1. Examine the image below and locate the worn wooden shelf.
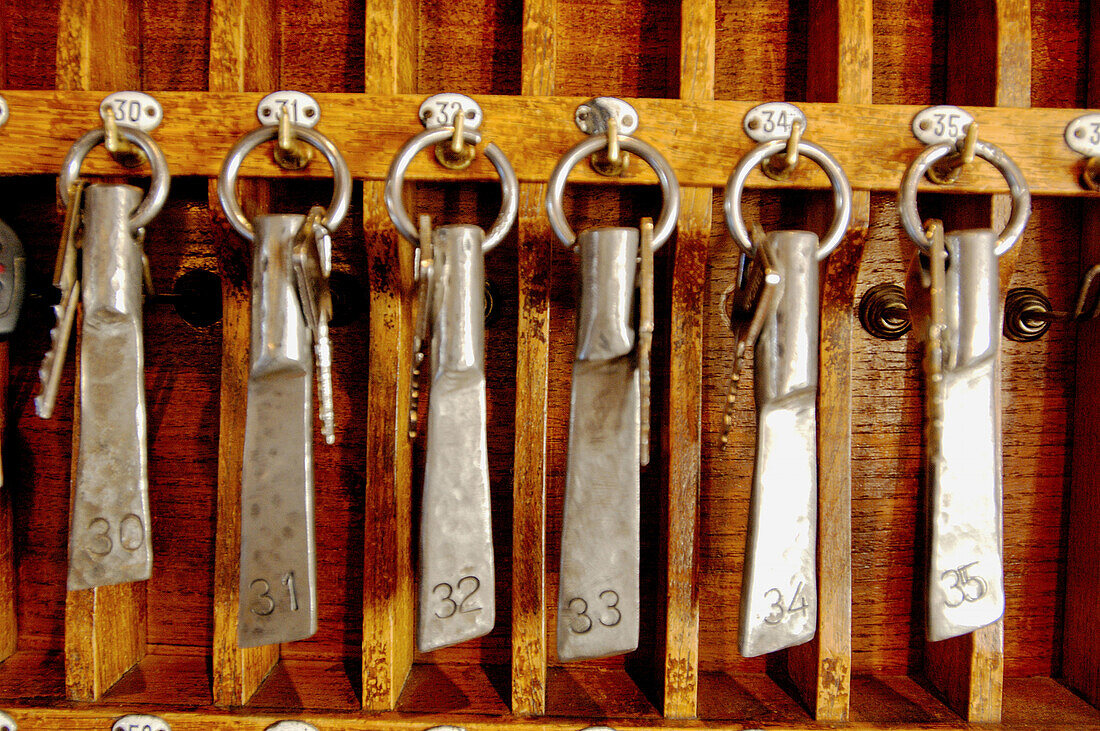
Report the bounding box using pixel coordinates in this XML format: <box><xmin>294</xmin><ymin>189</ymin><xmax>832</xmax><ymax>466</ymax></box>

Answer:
<box><xmin>0</xmin><ymin>91</ymin><xmax>1095</xmax><ymax>196</ymax></box>
<box><xmin>1</xmin><ymin>1</ymin><xmax>1099</xmax><ymax>730</ymax></box>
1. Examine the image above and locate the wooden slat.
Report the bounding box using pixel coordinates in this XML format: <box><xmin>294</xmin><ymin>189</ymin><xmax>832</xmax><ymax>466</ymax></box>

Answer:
<box><xmin>55</xmin><ymin>0</ymin><xmax>139</xmax><ymax>92</ymax></box>
<box><xmin>0</xmin><ymin>92</ymin><xmax>1092</xmax><ymax>195</ymax></box>
<box><xmin>662</xmin><ymin>0</ymin><xmax>713</xmax><ymax>721</ymax></box>
<box><xmin>784</xmin><ymin>0</ymin><xmax>870</xmax><ymax>721</ymax></box>
<box><xmin>208</xmin><ymin>0</ymin><xmax>280</xmax><ymax>707</ymax></box>
<box><xmin>57</xmin><ymin>0</ymin><xmax>146</xmax><ymax>702</ymax></box>
<box><xmin>1062</xmin><ymin>0</ymin><xmax>1100</xmax><ymax>709</ymax></box>
<box><xmin>923</xmin><ymin>0</ymin><xmax>1030</xmax><ymax>722</ymax></box>
<box><xmin>361</xmin><ymin>0</ymin><xmax>417</xmax><ymax>712</ymax></box>
<box><xmin>511</xmin><ymin>0</ymin><xmax>556</xmax><ymax>717</ymax></box>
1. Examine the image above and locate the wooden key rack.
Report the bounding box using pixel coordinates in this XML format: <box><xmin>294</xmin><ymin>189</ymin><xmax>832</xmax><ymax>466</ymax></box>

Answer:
<box><xmin>1</xmin><ymin>1</ymin><xmax>1100</xmax><ymax>729</ymax></box>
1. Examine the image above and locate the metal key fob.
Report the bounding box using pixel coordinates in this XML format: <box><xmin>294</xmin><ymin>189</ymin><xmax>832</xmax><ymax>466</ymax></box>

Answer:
<box><xmin>898</xmin><ymin>135</ymin><xmax>1030</xmax><ymax>641</ymax></box>
<box><xmin>36</xmin><ymin>125</ymin><xmax>170</xmax><ymax>591</ymax></box>
<box><xmin>67</xmin><ymin>184</ymin><xmax>153</xmax><ymax>590</ymax></box>
<box><xmin>724</xmin><ymin>132</ymin><xmax>852</xmax><ymax>657</ymax></box>
<box><xmin>217</xmin><ymin>117</ymin><xmax>353</xmax><ymax>647</ymax></box>
<box><xmin>544</xmin><ymin>103</ymin><xmax>679</xmax><ymax>662</ymax></box>
<box><xmin>238</xmin><ymin>214</ymin><xmax>318</xmax><ymax>647</ymax></box>
<box><xmin>557</xmin><ymin>226</ymin><xmax>642</xmax><ymax>662</ymax></box>
<box><xmin>417</xmin><ymin>224</ymin><xmax>495</xmax><ymax>651</ymax></box>
<box><xmin>384</xmin><ymin>96</ymin><xmax>518</xmax><ymax>652</ymax></box>
<box><xmin>738</xmin><ymin>230</ymin><xmax>818</xmax><ymax>657</ymax></box>
<box><xmin>910</xmin><ymin>225</ymin><xmax>1006</xmax><ymax>641</ymax></box>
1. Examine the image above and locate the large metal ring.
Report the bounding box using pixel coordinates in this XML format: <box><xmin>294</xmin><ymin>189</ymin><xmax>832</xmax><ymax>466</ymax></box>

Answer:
<box><xmin>217</xmin><ymin>125</ymin><xmax>352</xmax><ymax>242</ymax></box>
<box><xmin>384</xmin><ymin>127</ymin><xmax>518</xmax><ymax>252</ymax></box>
<box><xmin>724</xmin><ymin>139</ymin><xmax>852</xmax><ymax>261</ymax></box>
<box><xmin>898</xmin><ymin>140</ymin><xmax>1030</xmax><ymax>257</ymax></box>
<box><xmin>58</xmin><ymin>127</ymin><xmax>170</xmax><ymax>231</ymax></box>
<box><xmin>546</xmin><ymin>134</ymin><xmax>680</xmax><ymax>250</ymax></box>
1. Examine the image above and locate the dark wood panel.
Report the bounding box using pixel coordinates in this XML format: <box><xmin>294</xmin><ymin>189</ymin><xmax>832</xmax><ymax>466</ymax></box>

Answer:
<box><xmin>141</xmin><ymin>0</ymin><xmax>210</xmax><ymax>90</ymax></box>
<box><xmin>554</xmin><ymin>0</ymin><xmax>679</xmax><ymax>99</ymax></box>
<box><xmin>872</xmin><ymin>0</ymin><xmax>946</xmax><ymax>105</ymax></box>
<box><xmin>280</xmin><ymin>0</ymin><xmax>366</xmax><ymax>93</ymax></box>
<box><xmin>418</xmin><ymin>0</ymin><xmax>521</xmax><ymax>95</ymax></box>
<box><xmin>715</xmin><ymin>0</ymin><xmax>806</xmax><ymax>101</ymax></box>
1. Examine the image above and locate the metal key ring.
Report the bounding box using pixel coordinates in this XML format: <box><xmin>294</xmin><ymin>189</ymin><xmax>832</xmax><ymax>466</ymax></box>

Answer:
<box><xmin>385</xmin><ymin>127</ymin><xmax>518</xmax><ymax>252</ymax></box>
<box><xmin>546</xmin><ymin>134</ymin><xmax>680</xmax><ymax>250</ymax></box>
<box><xmin>59</xmin><ymin>126</ymin><xmax>170</xmax><ymax>231</ymax></box>
<box><xmin>724</xmin><ymin>139</ymin><xmax>852</xmax><ymax>261</ymax></box>
<box><xmin>898</xmin><ymin>140</ymin><xmax>1030</xmax><ymax>257</ymax></box>
<box><xmin>218</xmin><ymin>125</ymin><xmax>352</xmax><ymax>242</ymax></box>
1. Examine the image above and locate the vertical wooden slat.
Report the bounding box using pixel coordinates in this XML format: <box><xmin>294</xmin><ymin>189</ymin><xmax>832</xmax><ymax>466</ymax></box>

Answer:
<box><xmin>1063</xmin><ymin>1</ymin><xmax>1100</xmax><ymax>709</ymax></box>
<box><xmin>208</xmin><ymin>0</ymin><xmax>280</xmax><ymax>707</ymax></box>
<box><xmin>924</xmin><ymin>0</ymin><xmax>1030</xmax><ymax>722</ymax></box>
<box><xmin>662</xmin><ymin>0</ymin><xmax>713</xmax><ymax>721</ymax></box>
<box><xmin>784</xmin><ymin>0</ymin><xmax>870</xmax><ymax>721</ymax></box>
<box><xmin>511</xmin><ymin>0</ymin><xmax>555</xmax><ymax>717</ymax></box>
<box><xmin>57</xmin><ymin>0</ymin><xmax>146</xmax><ymax>702</ymax></box>
<box><xmin>361</xmin><ymin>0</ymin><xmax>418</xmax><ymax>712</ymax></box>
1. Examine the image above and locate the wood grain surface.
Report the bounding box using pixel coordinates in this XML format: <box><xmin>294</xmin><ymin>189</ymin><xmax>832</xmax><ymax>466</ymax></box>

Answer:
<box><xmin>360</xmin><ymin>0</ymin><xmax>417</xmax><ymax>712</ymax></box>
<box><xmin>0</xmin><ymin>1</ymin><xmax>1095</xmax><ymax>729</ymax></box>
<box><xmin>0</xmin><ymin>92</ymin><xmax>1091</xmax><ymax>195</ymax></box>
<box><xmin>511</xmin><ymin>0</ymin><xmax>555</xmax><ymax>716</ymax></box>
<box><xmin>661</xmin><ymin>0</ymin><xmax>714</xmax><ymax>720</ymax></box>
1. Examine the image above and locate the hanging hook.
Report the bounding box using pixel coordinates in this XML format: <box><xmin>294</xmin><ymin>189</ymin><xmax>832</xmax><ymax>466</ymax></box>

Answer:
<box><xmin>101</xmin><ymin>108</ymin><xmax>146</xmax><ymax>168</ymax></box>
<box><xmin>927</xmin><ymin>121</ymin><xmax>978</xmax><ymax>185</ymax></box>
<box><xmin>434</xmin><ymin>110</ymin><xmax>477</xmax><ymax>170</ymax></box>
<box><xmin>274</xmin><ymin>104</ymin><xmax>314</xmax><ymax>170</ymax></box>
<box><xmin>1081</xmin><ymin>156</ymin><xmax>1100</xmax><ymax>191</ymax></box>
<box><xmin>589</xmin><ymin>115</ymin><xmax>630</xmax><ymax>177</ymax></box>
<box><xmin>761</xmin><ymin>119</ymin><xmax>803</xmax><ymax>181</ymax></box>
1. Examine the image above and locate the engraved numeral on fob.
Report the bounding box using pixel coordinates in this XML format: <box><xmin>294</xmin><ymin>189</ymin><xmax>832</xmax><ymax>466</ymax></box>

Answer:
<box><xmin>433</xmin><ymin>575</ymin><xmax>482</xmax><ymax>619</ymax></box>
<box><xmin>940</xmin><ymin>562</ymin><xmax>988</xmax><ymax>607</ymax></box>
<box><xmin>566</xmin><ymin>589</ymin><xmax>623</xmax><ymax>634</ymax></box>
<box><xmin>86</xmin><ymin>514</ymin><xmax>145</xmax><ymax>556</ymax></box>
<box><xmin>249</xmin><ymin>572</ymin><xmax>300</xmax><ymax>616</ymax></box>
<box><xmin>283</xmin><ymin>571</ymin><xmax>299</xmax><ymax>612</ymax></box>
<box><xmin>762</xmin><ymin>582</ymin><xmax>810</xmax><ymax>625</ymax></box>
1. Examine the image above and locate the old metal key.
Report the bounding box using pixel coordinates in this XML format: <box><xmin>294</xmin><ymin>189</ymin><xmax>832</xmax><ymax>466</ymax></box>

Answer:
<box><xmin>218</xmin><ymin>122</ymin><xmax>351</xmax><ymax>647</ymax></box>
<box><xmin>546</xmin><ymin>121</ymin><xmax>679</xmax><ymax>662</ymax></box>
<box><xmin>37</xmin><ymin>126</ymin><xmax>170</xmax><ymax>590</ymax></box>
<box><xmin>898</xmin><ymin>138</ymin><xmax>1030</xmax><ymax>641</ymax></box>
<box><xmin>724</xmin><ymin>135</ymin><xmax>852</xmax><ymax>656</ymax></box>
<box><xmin>720</xmin><ymin>226</ymin><xmax>780</xmax><ymax>446</ymax></box>
<box><xmin>384</xmin><ymin>100</ymin><xmax>518</xmax><ymax>651</ymax></box>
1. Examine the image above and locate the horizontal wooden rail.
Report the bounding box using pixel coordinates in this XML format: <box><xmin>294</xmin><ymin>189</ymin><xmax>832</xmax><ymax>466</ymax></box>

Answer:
<box><xmin>0</xmin><ymin>91</ymin><xmax>1093</xmax><ymax>195</ymax></box>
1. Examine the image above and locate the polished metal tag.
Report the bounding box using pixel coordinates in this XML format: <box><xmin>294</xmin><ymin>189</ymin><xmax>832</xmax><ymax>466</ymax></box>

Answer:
<box><xmin>67</xmin><ymin>184</ymin><xmax>152</xmax><ymax>591</ymax></box>
<box><xmin>238</xmin><ymin>214</ymin><xmax>317</xmax><ymax>647</ymax></box>
<box><xmin>739</xmin><ymin>230</ymin><xmax>819</xmax><ymax>657</ymax></box>
<box><xmin>557</xmin><ymin>226</ymin><xmax>640</xmax><ymax>662</ymax></box>
<box><xmin>922</xmin><ymin>228</ymin><xmax>1004</xmax><ymax>641</ymax></box>
<box><xmin>417</xmin><ymin>224</ymin><xmax>495</xmax><ymax>651</ymax></box>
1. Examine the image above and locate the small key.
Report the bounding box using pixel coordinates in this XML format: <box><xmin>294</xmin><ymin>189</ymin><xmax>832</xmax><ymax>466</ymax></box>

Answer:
<box><xmin>408</xmin><ymin>214</ymin><xmax>435</xmax><ymax>439</ymax></box>
<box><xmin>35</xmin><ymin>180</ymin><xmax>85</xmax><ymax>419</ymax></box>
<box><xmin>720</xmin><ymin>230</ymin><xmax>780</xmax><ymax>446</ymax></box>
<box><xmin>292</xmin><ymin>206</ymin><xmax>336</xmax><ymax>444</ymax></box>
